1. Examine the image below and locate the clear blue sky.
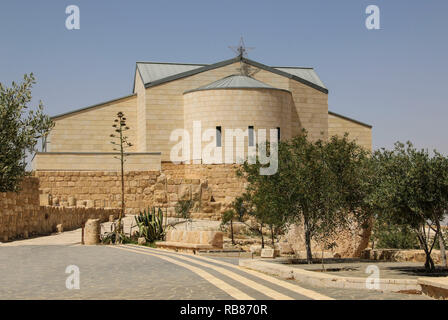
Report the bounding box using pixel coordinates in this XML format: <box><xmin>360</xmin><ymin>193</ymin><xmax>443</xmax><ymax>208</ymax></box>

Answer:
<box><xmin>1</xmin><ymin>1</ymin><xmax>447</xmax><ymax>153</ymax></box>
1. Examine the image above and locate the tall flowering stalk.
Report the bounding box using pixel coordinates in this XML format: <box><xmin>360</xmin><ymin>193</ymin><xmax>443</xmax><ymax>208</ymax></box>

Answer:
<box><xmin>110</xmin><ymin>112</ymin><xmax>133</xmax><ymax>242</ymax></box>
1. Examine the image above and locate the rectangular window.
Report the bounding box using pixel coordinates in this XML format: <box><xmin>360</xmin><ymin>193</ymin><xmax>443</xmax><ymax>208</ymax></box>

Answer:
<box><xmin>216</xmin><ymin>126</ymin><xmax>222</xmax><ymax>147</ymax></box>
<box><xmin>277</xmin><ymin>127</ymin><xmax>281</xmax><ymax>141</ymax></box>
<box><xmin>248</xmin><ymin>126</ymin><xmax>254</xmax><ymax>147</ymax></box>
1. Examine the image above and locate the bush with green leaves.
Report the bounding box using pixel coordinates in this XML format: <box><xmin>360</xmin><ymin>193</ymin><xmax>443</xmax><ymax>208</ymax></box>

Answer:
<box><xmin>101</xmin><ymin>222</ymin><xmax>131</xmax><ymax>244</ymax></box>
<box><xmin>372</xmin><ymin>220</ymin><xmax>420</xmax><ymax>250</ymax></box>
<box><xmin>175</xmin><ymin>199</ymin><xmax>195</xmax><ymax>220</ymax></box>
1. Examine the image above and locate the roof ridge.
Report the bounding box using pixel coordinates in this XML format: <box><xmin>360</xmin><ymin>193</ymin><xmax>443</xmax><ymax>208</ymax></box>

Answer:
<box><xmin>137</xmin><ymin>56</ymin><xmax>328</xmax><ymax>94</ymax></box>
<box><xmin>273</xmin><ymin>66</ymin><xmax>314</xmax><ymax>70</ymax></box>
<box><xmin>136</xmin><ymin>61</ymin><xmax>207</xmax><ymax>66</ymax></box>
<box><xmin>328</xmin><ymin>110</ymin><xmax>372</xmax><ymax>128</ymax></box>
<box><xmin>52</xmin><ymin>93</ymin><xmax>136</xmax><ymax>120</ymax></box>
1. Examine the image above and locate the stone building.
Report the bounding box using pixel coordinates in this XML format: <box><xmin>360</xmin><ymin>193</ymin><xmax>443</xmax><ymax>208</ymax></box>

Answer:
<box><xmin>32</xmin><ymin>55</ymin><xmax>372</xmax><ymax>218</ymax></box>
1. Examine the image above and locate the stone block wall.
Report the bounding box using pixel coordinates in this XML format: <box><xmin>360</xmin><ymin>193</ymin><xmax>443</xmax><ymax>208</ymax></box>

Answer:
<box><xmin>33</xmin><ymin>152</ymin><xmax>161</xmax><ymax>171</ymax></box>
<box><xmin>0</xmin><ymin>177</ymin><xmax>120</xmax><ymax>241</ymax></box>
<box><xmin>328</xmin><ymin>112</ymin><xmax>372</xmax><ymax>151</ymax></box>
<box><xmin>34</xmin><ymin>163</ymin><xmax>245</xmax><ymax>220</ymax></box>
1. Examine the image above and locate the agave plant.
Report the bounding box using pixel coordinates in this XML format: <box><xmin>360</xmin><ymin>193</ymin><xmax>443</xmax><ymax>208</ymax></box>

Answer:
<box><xmin>101</xmin><ymin>222</ymin><xmax>129</xmax><ymax>244</ymax></box>
<box><xmin>135</xmin><ymin>207</ymin><xmax>165</xmax><ymax>243</ymax></box>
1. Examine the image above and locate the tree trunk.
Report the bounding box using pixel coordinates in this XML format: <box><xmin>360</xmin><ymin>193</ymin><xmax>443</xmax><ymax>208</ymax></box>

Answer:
<box><xmin>270</xmin><ymin>225</ymin><xmax>275</xmax><ymax>247</ymax></box>
<box><xmin>304</xmin><ymin>218</ymin><xmax>313</xmax><ymax>264</ymax></box>
<box><xmin>425</xmin><ymin>254</ymin><xmax>435</xmax><ymax>272</ymax></box>
<box><xmin>230</xmin><ymin>219</ymin><xmax>234</xmax><ymax>245</ymax></box>
<box><xmin>436</xmin><ymin>220</ymin><xmax>447</xmax><ymax>268</ymax></box>
<box><xmin>260</xmin><ymin>223</ymin><xmax>264</xmax><ymax>249</ymax></box>
<box><xmin>417</xmin><ymin>229</ymin><xmax>436</xmax><ymax>272</ymax></box>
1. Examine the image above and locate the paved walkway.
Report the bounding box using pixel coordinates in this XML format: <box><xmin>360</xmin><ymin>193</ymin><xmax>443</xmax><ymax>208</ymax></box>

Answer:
<box><xmin>0</xmin><ymin>242</ymin><xmax>432</xmax><ymax>300</ymax></box>
<box><xmin>0</xmin><ymin>223</ymin><xmax>435</xmax><ymax>300</ymax></box>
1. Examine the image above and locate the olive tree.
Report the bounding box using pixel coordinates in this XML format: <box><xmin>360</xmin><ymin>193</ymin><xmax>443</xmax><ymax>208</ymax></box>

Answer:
<box><xmin>239</xmin><ymin>131</ymin><xmax>370</xmax><ymax>263</ymax></box>
<box><xmin>0</xmin><ymin>73</ymin><xmax>54</xmax><ymax>192</ymax></box>
<box><xmin>371</xmin><ymin>142</ymin><xmax>448</xmax><ymax>271</ymax></box>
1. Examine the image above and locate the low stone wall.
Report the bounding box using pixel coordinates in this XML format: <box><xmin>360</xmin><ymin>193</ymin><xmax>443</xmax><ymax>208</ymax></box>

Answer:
<box><xmin>0</xmin><ymin>177</ymin><xmax>120</xmax><ymax>241</ymax></box>
<box><xmin>361</xmin><ymin>248</ymin><xmax>443</xmax><ymax>264</ymax></box>
<box><xmin>284</xmin><ymin>219</ymin><xmax>372</xmax><ymax>258</ymax></box>
<box><xmin>34</xmin><ymin>163</ymin><xmax>246</xmax><ymax>219</ymax></box>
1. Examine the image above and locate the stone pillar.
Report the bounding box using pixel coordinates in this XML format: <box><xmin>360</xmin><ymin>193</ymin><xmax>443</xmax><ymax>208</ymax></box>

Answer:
<box><xmin>84</xmin><ymin>219</ymin><xmax>101</xmax><ymax>245</ymax></box>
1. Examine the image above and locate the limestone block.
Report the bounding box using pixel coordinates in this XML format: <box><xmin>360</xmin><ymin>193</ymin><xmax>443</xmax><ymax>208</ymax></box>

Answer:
<box><xmin>166</xmin><ymin>185</ymin><xmax>178</xmax><ymax>193</ymax></box>
<box><xmin>178</xmin><ymin>185</ymin><xmax>191</xmax><ymax>200</ymax></box>
<box><xmin>154</xmin><ymin>183</ymin><xmax>165</xmax><ymax>191</ymax></box>
<box><xmin>157</xmin><ymin>173</ymin><xmax>166</xmax><ymax>183</ymax></box>
<box><xmin>68</xmin><ymin>196</ymin><xmax>76</xmax><ymax>207</ymax></box>
<box><xmin>261</xmin><ymin>248</ymin><xmax>275</xmax><ymax>258</ymax></box>
<box><xmin>39</xmin><ymin>194</ymin><xmax>50</xmax><ymax>206</ymax></box>
<box><xmin>191</xmin><ymin>185</ymin><xmax>201</xmax><ymax>200</ymax></box>
<box><xmin>138</xmin><ymin>237</ymin><xmax>147</xmax><ymax>245</ymax></box>
<box><xmin>277</xmin><ymin>242</ymin><xmax>294</xmax><ymax>255</ymax></box>
<box><xmin>210</xmin><ymin>202</ymin><xmax>222</xmax><ymax>211</ymax></box>
<box><xmin>169</xmin><ymin>193</ymin><xmax>178</xmax><ymax>202</ymax></box>
<box><xmin>200</xmin><ymin>231</ymin><xmax>223</xmax><ymax>248</ymax></box>
<box><xmin>76</xmin><ymin>200</ymin><xmax>86</xmax><ymax>207</ymax></box>
<box><xmin>232</xmin><ymin>222</ymin><xmax>249</xmax><ymax>235</ymax></box>
<box><xmin>85</xmin><ymin>200</ymin><xmax>94</xmax><ymax>208</ymax></box>
<box><xmin>202</xmin><ymin>206</ymin><xmax>213</xmax><ymax>213</ymax></box>
<box><xmin>186</xmin><ymin>231</ymin><xmax>199</xmax><ymax>244</ymax></box>
<box><xmin>154</xmin><ymin>190</ymin><xmax>166</xmax><ymax>202</ymax></box>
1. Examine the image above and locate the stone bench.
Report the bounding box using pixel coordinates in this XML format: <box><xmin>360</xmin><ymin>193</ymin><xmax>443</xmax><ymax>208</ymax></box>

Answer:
<box><xmin>156</xmin><ymin>230</ymin><xmax>223</xmax><ymax>253</ymax></box>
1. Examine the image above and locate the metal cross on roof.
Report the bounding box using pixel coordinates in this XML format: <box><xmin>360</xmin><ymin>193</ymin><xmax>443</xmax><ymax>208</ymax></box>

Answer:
<box><xmin>228</xmin><ymin>37</ymin><xmax>255</xmax><ymax>58</ymax></box>
<box><xmin>229</xmin><ymin>37</ymin><xmax>259</xmax><ymax>76</ymax></box>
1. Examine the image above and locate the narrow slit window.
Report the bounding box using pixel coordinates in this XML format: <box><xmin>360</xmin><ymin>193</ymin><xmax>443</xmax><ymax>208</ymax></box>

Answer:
<box><xmin>277</xmin><ymin>127</ymin><xmax>281</xmax><ymax>141</ymax></box>
<box><xmin>248</xmin><ymin>126</ymin><xmax>254</xmax><ymax>147</ymax></box>
<box><xmin>216</xmin><ymin>126</ymin><xmax>222</xmax><ymax>147</ymax></box>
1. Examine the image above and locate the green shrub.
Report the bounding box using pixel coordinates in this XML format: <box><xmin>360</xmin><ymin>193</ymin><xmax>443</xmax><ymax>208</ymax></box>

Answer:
<box><xmin>372</xmin><ymin>220</ymin><xmax>420</xmax><ymax>249</ymax></box>
<box><xmin>175</xmin><ymin>199</ymin><xmax>194</xmax><ymax>220</ymax></box>
<box><xmin>134</xmin><ymin>207</ymin><xmax>165</xmax><ymax>243</ymax></box>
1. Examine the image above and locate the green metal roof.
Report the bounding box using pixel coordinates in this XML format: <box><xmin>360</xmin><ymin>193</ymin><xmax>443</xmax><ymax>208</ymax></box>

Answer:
<box><xmin>184</xmin><ymin>74</ymin><xmax>290</xmax><ymax>94</ymax></box>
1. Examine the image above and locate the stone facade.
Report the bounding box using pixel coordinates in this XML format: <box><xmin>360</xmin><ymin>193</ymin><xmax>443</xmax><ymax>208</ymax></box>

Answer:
<box><xmin>328</xmin><ymin>111</ymin><xmax>372</xmax><ymax>151</ymax></box>
<box><xmin>0</xmin><ymin>177</ymin><xmax>119</xmax><ymax>242</ymax></box>
<box><xmin>32</xmin><ymin>57</ymin><xmax>371</xmax><ymax>171</ymax></box>
<box><xmin>183</xmin><ymin>88</ymin><xmax>293</xmax><ymax>163</ymax></box>
<box><xmin>35</xmin><ymin>163</ymin><xmax>244</xmax><ymax>219</ymax></box>
<box><xmin>33</xmin><ymin>152</ymin><xmax>161</xmax><ymax>171</ymax></box>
